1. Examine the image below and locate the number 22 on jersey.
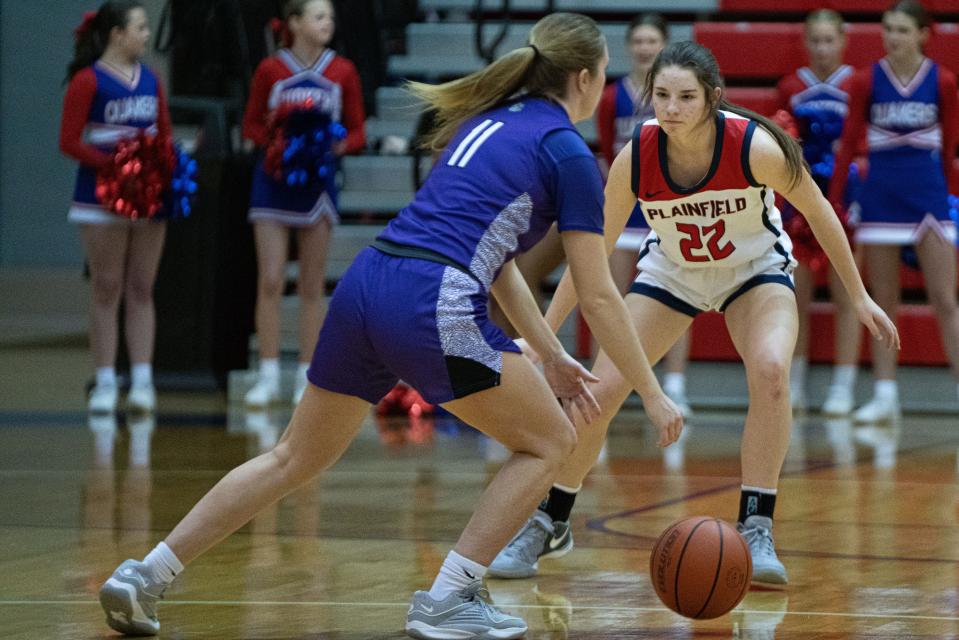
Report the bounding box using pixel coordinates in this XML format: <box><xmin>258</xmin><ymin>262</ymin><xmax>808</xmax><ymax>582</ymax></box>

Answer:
<box><xmin>676</xmin><ymin>220</ymin><xmax>736</xmax><ymax>262</ymax></box>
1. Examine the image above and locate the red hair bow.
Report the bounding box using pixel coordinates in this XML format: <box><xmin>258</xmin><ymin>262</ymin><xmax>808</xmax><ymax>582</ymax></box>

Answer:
<box><xmin>74</xmin><ymin>11</ymin><xmax>98</xmax><ymax>41</ymax></box>
<box><xmin>269</xmin><ymin>17</ymin><xmax>293</xmax><ymax>47</ymax></box>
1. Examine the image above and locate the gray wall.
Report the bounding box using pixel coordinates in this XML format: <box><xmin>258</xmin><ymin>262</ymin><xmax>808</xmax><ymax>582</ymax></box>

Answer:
<box><xmin>0</xmin><ymin>0</ymin><xmax>165</xmax><ymax>267</ymax></box>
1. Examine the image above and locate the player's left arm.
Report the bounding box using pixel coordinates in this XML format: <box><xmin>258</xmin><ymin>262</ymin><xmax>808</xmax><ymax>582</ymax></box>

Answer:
<box><xmin>750</xmin><ymin>126</ymin><xmax>900</xmax><ymax>350</ymax></box>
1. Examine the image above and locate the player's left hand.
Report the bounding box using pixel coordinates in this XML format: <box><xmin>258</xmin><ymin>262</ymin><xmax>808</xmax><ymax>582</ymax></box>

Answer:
<box><xmin>856</xmin><ymin>296</ymin><xmax>900</xmax><ymax>351</ymax></box>
<box><xmin>541</xmin><ymin>352</ymin><xmax>601</xmax><ymax>425</ymax></box>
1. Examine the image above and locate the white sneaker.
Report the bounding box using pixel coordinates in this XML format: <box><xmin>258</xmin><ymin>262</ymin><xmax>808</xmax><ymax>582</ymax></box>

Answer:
<box><xmin>126</xmin><ymin>384</ymin><xmax>156</xmax><ymax>413</ymax></box>
<box><xmin>821</xmin><ymin>384</ymin><xmax>854</xmax><ymax>416</ymax></box>
<box><xmin>244</xmin><ymin>376</ymin><xmax>280</xmax><ymax>407</ymax></box>
<box><xmin>852</xmin><ymin>395</ymin><xmax>900</xmax><ymax>423</ymax></box>
<box><xmin>292</xmin><ymin>373</ymin><xmax>308</xmax><ymax>405</ymax></box>
<box><xmin>88</xmin><ymin>384</ymin><xmax>119</xmax><ymax>414</ymax></box>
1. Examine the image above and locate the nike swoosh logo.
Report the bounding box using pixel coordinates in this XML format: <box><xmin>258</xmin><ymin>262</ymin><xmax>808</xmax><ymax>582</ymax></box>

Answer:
<box><xmin>644</xmin><ymin>190</ymin><xmax>665</xmax><ymax>198</ymax></box>
<box><xmin>548</xmin><ymin>530</ymin><xmax>568</xmax><ymax>550</ymax></box>
<box><xmin>421</xmin><ymin>603</ymin><xmax>434</xmax><ymax>613</ymax></box>
<box><xmin>463</xmin><ymin>569</ymin><xmax>476</xmax><ymax>580</ymax></box>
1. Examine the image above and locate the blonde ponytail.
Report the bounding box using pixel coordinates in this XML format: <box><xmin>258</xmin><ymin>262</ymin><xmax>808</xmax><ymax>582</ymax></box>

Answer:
<box><xmin>408</xmin><ymin>12</ymin><xmax>606</xmax><ymax>150</ymax></box>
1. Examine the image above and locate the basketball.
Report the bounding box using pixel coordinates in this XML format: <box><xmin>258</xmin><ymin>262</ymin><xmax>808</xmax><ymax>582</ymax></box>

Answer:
<box><xmin>649</xmin><ymin>516</ymin><xmax>752</xmax><ymax>619</ymax></box>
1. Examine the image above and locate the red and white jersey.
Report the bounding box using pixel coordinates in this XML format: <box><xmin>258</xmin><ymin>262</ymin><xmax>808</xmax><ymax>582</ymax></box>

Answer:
<box><xmin>632</xmin><ymin>111</ymin><xmax>793</xmax><ymax>270</ymax></box>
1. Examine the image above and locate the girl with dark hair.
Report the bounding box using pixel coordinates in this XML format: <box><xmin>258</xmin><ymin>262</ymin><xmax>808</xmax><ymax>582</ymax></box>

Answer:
<box><xmin>830</xmin><ymin>0</ymin><xmax>959</xmax><ymax>422</ymax></box>
<box><xmin>777</xmin><ymin>9</ymin><xmax>862</xmax><ymax>415</ymax></box>
<box><xmin>242</xmin><ymin>0</ymin><xmax>366</xmax><ymax>407</ymax></box>
<box><xmin>490</xmin><ymin>40</ymin><xmax>897</xmax><ymax>589</ymax></box>
<box><xmin>60</xmin><ymin>2</ymin><xmax>171</xmax><ymax>414</ymax></box>
<box><xmin>595</xmin><ymin>13</ymin><xmax>693</xmax><ymax>417</ymax></box>
<box><xmin>97</xmin><ymin>13</ymin><xmax>683</xmax><ymax>639</ymax></box>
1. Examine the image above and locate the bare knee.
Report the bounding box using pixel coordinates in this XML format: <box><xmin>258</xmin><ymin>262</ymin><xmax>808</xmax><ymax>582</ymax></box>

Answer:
<box><xmin>270</xmin><ymin>440</ymin><xmax>326</xmax><ymax>487</ymax></box>
<box><xmin>749</xmin><ymin>355</ymin><xmax>789</xmax><ymax>401</ymax></box>
<box><xmin>125</xmin><ymin>278</ymin><xmax>154</xmax><ymax>306</ymax></box>
<box><xmin>258</xmin><ymin>273</ymin><xmax>285</xmax><ymax>301</ymax></box>
<box><xmin>927</xmin><ymin>287</ymin><xmax>958</xmax><ymax>318</ymax></box>
<box><xmin>91</xmin><ymin>275</ymin><xmax>123</xmax><ymax>307</ymax></box>
<box><xmin>539</xmin><ymin>421</ymin><xmax>577</xmax><ymax>468</ymax></box>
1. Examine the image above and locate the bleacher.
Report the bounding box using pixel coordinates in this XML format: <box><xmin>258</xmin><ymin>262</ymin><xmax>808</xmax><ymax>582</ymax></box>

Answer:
<box><xmin>334</xmin><ymin>0</ymin><xmax>959</xmax><ymax>367</ymax></box>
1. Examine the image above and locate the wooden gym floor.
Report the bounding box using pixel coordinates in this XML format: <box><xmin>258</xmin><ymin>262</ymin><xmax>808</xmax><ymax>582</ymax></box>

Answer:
<box><xmin>1</xmin><ymin>344</ymin><xmax>958</xmax><ymax>639</ymax></box>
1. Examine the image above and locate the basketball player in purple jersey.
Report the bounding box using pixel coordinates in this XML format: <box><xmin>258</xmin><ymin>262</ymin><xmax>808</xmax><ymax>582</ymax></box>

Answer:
<box><xmin>97</xmin><ymin>13</ymin><xmax>683</xmax><ymax>639</ymax></box>
<box><xmin>492</xmin><ymin>42</ymin><xmax>897</xmax><ymax>589</ymax></box>
<box><xmin>60</xmin><ymin>2</ymin><xmax>170</xmax><ymax>415</ymax></box>
<box><xmin>831</xmin><ymin>0</ymin><xmax>959</xmax><ymax>421</ymax></box>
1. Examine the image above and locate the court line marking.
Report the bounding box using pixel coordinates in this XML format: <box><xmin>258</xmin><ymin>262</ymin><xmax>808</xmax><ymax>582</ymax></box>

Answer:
<box><xmin>1</xmin><ymin>599</ymin><xmax>958</xmax><ymax>621</ymax></box>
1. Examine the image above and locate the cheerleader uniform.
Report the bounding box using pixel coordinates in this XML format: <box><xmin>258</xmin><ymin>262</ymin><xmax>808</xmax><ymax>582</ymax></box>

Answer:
<box><xmin>242</xmin><ymin>48</ymin><xmax>366</xmax><ymax>227</ymax></box>
<box><xmin>630</xmin><ymin>111</ymin><xmax>796</xmax><ymax>315</ymax></box>
<box><xmin>307</xmin><ymin>97</ymin><xmax>604</xmax><ymax>404</ymax></box>
<box><xmin>831</xmin><ymin>58</ymin><xmax>958</xmax><ymax>245</ymax></box>
<box><xmin>60</xmin><ymin>61</ymin><xmax>171</xmax><ymax>224</ymax></box>
<box><xmin>776</xmin><ymin>64</ymin><xmax>854</xmax><ymax>269</ymax></box>
<box><xmin>597</xmin><ymin>76</ymin><xmax>654</xmax><ymax>250</ymax></box>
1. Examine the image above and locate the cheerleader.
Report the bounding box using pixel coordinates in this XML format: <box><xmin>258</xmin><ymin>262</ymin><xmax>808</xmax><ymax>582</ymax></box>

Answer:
<box><xmin>830</xmin><ymin>0</ymin><xmax>959</xmax><ymax>421</ymax></box>
<box><xmin>242</xmin><ymin>0</ymin><xmax>366</xmax><ymax>407</ymax></box>
<box><xmin>776</xmin><ymin>9</ymin><xmax>862</xmax><ymax>414</ymax></box>
<box><xmin>60</xmin><ymin>1</ymin><xmax>171</xmax><ymax>414</ymax></box>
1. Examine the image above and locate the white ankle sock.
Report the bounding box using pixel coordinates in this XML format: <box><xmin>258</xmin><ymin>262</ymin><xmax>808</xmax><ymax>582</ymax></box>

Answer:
<box><xmin>297</xmin><ymin>362</ymin><xmax>309</xmax><ymax>380</ymax></box>
<box><xmin>874</xmin><ymin>379</ymin><xmax>898</xmax><ymax>400</ymax></box>
<box><xmin>662</xmin><ymin>372</ymin><xmax>686</xmax><ymax>396</ymax></box>
<box><xmin>830</xmin><ymin>365</ymin><xmax>857</xmax><ymax>389</ymax></box>
<box><xmin>259</xmin><ymin>358</ymin><xmax>280</xmax><ymax>381</ymax></box>
<box><xmin>96</xmin><ymin>367</ymin><xmax>117</xmax><ymax>388</ymax></box>
<box><xmin>428</xmin><ymin>550</ymin><xmax>487</xmax><ymax>600</ymax></box>
<box><xmin>143</xmin><ymin>541</ymin><xmax>183</xmax><ymax>585</ymax></box>
<box><xmin>131</xmin><ymin>363</ymin><xmax>153</xmax><ymax>388</ymax></box>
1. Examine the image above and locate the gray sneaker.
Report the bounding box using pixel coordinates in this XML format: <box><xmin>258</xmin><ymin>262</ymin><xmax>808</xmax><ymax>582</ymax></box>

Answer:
<box><xmin>488</xmin><ymin>510</ymin><xmax>573</xmax><ymax>579</ymax></box>
<box><xmin>738</xmin><ymin>515</ymin><xmax>788</xmax><ymax>587</ymax></box>
<box><xmin>405</xmin><ymin>580</ymin><xmax>527</xmax><ymax>639</ymax></box>
<box><xmin>99</xmin><ymin>559</ymin><xmax>167</xmax><ymax>636</ymax></box>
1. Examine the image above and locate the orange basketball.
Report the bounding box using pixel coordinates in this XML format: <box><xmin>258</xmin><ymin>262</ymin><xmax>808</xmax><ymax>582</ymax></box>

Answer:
<box><xmin>649</xmin><ymin>516</ymin><xmax>752</xmax><ymax>619</ymax></box>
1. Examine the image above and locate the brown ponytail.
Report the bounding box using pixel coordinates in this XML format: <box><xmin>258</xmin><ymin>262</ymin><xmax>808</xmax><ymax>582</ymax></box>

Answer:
<box><xmin>66</xmin><ymin>1</ymin><xmax>144</xmax><ymax>82</ymax></box>
<box><xmin>408</xmin><ymin>12</ymin><xmax>606</xmax><ymax>150</ymax></box>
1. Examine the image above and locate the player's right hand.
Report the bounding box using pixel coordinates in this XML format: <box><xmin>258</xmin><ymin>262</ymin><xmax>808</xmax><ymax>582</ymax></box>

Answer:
<box><xmin>642</xmin><ymin>391</ymin><xmax>684</xmax><ymax>447</ymax></box>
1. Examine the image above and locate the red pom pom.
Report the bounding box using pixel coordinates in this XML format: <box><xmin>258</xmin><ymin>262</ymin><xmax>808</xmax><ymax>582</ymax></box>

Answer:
<box><xmin>783</xmin><ymin>203</ymin><xmax>855</xmax><ymax>274</ymax></box>
<box><xmin>772</xmin><ymin>109</ymin><xmax>800</xmax><ymax>140</ymax></box>
<box><xmin>96</xmin><ymin>132</ymin><xmax>175</xmax><ymax>220</ymax></box>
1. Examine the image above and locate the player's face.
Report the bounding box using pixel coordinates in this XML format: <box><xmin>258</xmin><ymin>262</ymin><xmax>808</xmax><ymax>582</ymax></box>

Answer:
<box><xmin>628</xmin><ymin>25</ymin><xmax>666</xmax><ymax>75</ymax></box>
<box><xmin>293</xmin><ymin>0</ymin><xmax>336</xmax><ymax>48</ymax></box>
<box><xmin>805</xmin><ymin>22</ymin><xmax>844</xmax><ymax>71</ymax></box>
<box><xmin>651</xmin><ymin>66</ymin><xmax>711</xmax><ymax>134</ymax></box>
<box><xmin>882</xmin><ymin>11</ymin><xmax>927</xmax><ymax>59</ymax></box>
<box><xmin>116</xmin><ymin>8</ymin><xmax>150</xmax><ymax>59</ymax></box>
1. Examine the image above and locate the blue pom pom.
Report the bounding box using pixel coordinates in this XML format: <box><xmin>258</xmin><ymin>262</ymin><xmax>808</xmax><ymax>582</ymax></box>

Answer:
<box><xmin>275</xmin><ymin>110</ymin><xmax>342</xmax><ymax>190</ymax></box>
<box><xmin>165</xmin><ymin>143</ymin><xmax>198</xmax><ymax>219</ymax></box>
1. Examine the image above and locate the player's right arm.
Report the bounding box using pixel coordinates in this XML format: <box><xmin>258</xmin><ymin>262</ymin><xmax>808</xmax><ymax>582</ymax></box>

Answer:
<box><xmin>242</xmin><ymin>60</ymin><xmax>277</xmax><ymax>147</ymax></box>
<box><xmin>548</xmin><ymin>137</ymin><xmax>680</xmax><ymax>445</ymax></box>
<box><xmin>59</xmin><ymin>68</ymin><xmax>112</xmax><ymax>168</ymax></box>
